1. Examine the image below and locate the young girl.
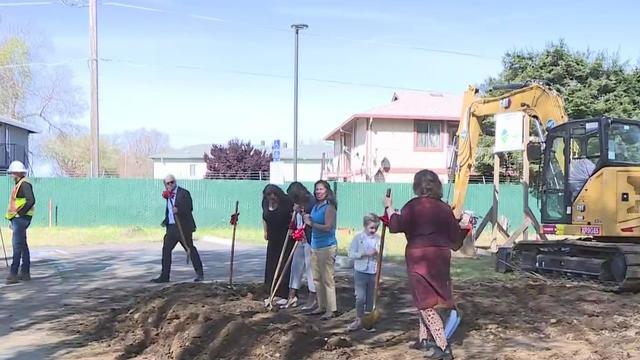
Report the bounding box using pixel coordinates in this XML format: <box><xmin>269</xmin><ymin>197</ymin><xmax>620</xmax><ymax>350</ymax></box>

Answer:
<box><xmin>277</xmin><ymin>182</ymin><xmax>316</xmax><ymax>309</ymax></box>
<box><xmin>347</xmin><ymin>213</ymin><xmax>381</xmax><ymax>332</ymax></box>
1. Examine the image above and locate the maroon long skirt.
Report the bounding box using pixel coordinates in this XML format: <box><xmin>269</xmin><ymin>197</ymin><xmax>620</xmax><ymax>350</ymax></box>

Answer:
<box><xmin>405</xmin><ymin>246</ymin><xmax>454</xmax><ymax>310</ymax></box>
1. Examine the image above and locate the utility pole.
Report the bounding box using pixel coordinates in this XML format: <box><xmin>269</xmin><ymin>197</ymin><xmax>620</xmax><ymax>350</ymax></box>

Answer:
<box><xmin>291</xmin><ymin>24</ymin><xmax>308</xmax><ymax>182</ymax></box>
<box><xmin>89</xmin><ymin>0</ymin><xmax>100</xmax><ymax>177</ymax></box>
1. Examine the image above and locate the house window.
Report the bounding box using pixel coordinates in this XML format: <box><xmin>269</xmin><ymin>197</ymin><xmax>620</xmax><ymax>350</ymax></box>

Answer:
<box><xmin>415</xmin><ymin>121</ymin><xmax>442</xmax><ymax>149</ymax></box>
<box><xmin>189</xmin><ymin>164</ymin><xmax>196</xmax><ymax>177</ymax></box>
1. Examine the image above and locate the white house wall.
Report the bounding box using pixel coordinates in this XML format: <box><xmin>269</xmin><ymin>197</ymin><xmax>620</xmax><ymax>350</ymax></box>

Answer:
<box><xmin>352</xmin><ymin>118</ymin><xmax>368</xmax><ymax>180</ymax></box>
<box><xmin>333</xmin><ymin>141</ymin><xmax>341</xmax><ymax>175</ymax></box>
<box><xmin>269</xmin><ymin>160</ymin><xmax>325</xmax><ymax>184</ymax></box>
<box><xmin>330</xmin><ymin>118</ymin><xmax>456</xmax><ymax>183</ymax></box>
<box><xmin>373</xmin><ymin>118</ymin><xmax>448</xmax><ymax>171</ymax></box>
<box><xmin>153</xmin><ymin>160</ymin><xmax>208</xmax><ymax>179</ymax></box>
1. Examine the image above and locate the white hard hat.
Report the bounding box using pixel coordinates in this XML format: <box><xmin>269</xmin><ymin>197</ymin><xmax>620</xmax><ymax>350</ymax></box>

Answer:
<box><xmin>7</xmin><ymin>161</ymin><xmax>27</xmax><ymax>174</ymax></box>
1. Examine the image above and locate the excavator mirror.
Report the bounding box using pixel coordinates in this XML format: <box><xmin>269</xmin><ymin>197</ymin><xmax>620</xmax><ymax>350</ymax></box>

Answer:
<box><xmin>527</xmin><ymin>142</ymin><xmax>543</xmax><ymax>162</ymax></box>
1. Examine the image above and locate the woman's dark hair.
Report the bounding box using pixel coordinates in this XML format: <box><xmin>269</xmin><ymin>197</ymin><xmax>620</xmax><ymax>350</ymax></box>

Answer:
<box><xmin>412</xmin><ymin>169</ymin><xmax>443</xmax><ymax>199</ymax></box>
<box><xmin>313</xmin><ymin>180</ymin><xmax>338</xmax><ymax>209</ymax></box>
<box><xmin>262</xmin><ymin>184</ymin><xmax>290</xmax><ymax>212</ymax></box>
<box><xmin>286</xmin><ymin>181</ymin><xmax>312</xmax><ymax>205</ymax></box>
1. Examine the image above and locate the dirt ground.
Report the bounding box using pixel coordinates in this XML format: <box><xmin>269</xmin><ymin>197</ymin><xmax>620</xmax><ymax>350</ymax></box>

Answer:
<box><xmin>47</xmin><ymin>272</ymin><xmax>640</xmax><ymax>360</ymax></box>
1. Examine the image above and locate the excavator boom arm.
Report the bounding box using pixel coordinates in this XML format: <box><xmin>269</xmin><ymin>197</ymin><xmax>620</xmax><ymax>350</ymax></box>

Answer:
<box><xmin>451</xmin><ymin>82</ymin><xmax>568</xmax><ymax>218</ymax></box>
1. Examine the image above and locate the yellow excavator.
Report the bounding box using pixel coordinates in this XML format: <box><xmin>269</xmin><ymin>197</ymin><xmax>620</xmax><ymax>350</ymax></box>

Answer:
<box><xmin>451</xmin><ymin>80</ymin><xmax>640</xmax><ymax>291</ymax></box>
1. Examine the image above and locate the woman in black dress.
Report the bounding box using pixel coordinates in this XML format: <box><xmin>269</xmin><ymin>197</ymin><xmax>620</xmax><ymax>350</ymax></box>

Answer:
<box><xmin>262</xmin><ymin>184</ymin><xmax>294</xmax><ymax>300</ymax></box>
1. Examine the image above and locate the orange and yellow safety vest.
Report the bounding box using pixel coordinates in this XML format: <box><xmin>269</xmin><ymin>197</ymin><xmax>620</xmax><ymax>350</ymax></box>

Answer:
<box><xmin>5</xmin><ymin>177</ymin><xmax>34</xmax><ymax>220</ymax></box>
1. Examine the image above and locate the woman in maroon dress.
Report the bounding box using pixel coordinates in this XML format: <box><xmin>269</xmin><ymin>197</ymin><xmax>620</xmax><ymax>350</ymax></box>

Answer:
<box><xmin>385</xmin><ymin>169</ymin><xmax>458</xmax><ymax>360</ymax></box>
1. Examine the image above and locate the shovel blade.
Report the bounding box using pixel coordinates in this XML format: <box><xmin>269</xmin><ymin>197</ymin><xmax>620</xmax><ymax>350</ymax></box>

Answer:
<box><xmin>362</xmin><ymin>309</ymin><xmax>381</xmax><ymax>330</ymax></box>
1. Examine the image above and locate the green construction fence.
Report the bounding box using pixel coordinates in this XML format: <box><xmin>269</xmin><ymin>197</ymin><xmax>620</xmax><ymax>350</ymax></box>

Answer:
<box><xmin>0</xmin><ymin>177</ymin><xmax>540</xmax><ymax>231</ymax></box>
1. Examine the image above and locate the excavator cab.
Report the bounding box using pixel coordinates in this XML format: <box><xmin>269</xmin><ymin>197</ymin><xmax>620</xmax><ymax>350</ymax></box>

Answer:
<box><xmin>539</xmin><ymin>117</ymin><xmax>640</xmax><ymax>230</ymax></box>
<box><xmin>513</xmin><ymin>117</ymin><xmax>640</xmax><ymax>290</ymax></box>
<box><xmin>540</xmin><ymin>119</ymin><xmax>601</xmax><ymax>224</ymax></box>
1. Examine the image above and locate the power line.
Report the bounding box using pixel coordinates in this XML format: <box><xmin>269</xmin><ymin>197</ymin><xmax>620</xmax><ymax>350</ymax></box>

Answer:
<box><xmin>0</xmin><ymin>0</ymin><xmax>86</xmax><ymax>6</ymax></box>
<box><xmin>0</xmin><ymin>55</ymin><xmax>446</xmax><ymax>91</ymax></box>
<box><xmin>1</xmin><ymin>0</ymin><xmax>495</xmax><ymax>88</ymax></box>
<box><xmin>59</xmin><ymin>0</ymin><xmax>87</xmax><ymax>7</ymax></box>
<box><xmin>0</xmin><ymin>0</ymin><xmax>498</xmax><ymax>59</ymax></box>
<box><xmin>102</xmin><ymin>1</ymin><xmax>165</xmax><ymax>13</ymax></box>
<box><xmin>101</xmin><ymin>1</ymin><xmax>289</xmax><ymax>33</ymax></box>
<box><xmin>303</xmin><ymin>33</ymin><xmax>498</xmax><ymax>60</ymax></box>
<box><xmin>99</xmin><ymin>57</ymin><xmax>430</xmax><ymax>91</ymax></box>
<box><xmin>304</xmin><ymin>77</ymin><xmax>425</xmax><ymax>91</ymax></box>
<box><xmin>0</xmin><ymin>1</ymin><xmax>54</xmax><ymax>6</ymax></box>
<box><xmin>188</xmin><ymin>14</ymin><xmax>225</xmax><ymax>23</ymax></box>
<box><xmin>0</xmin><ymin>58</ymin><xmax>87</xmax><ymax>69</ymax></box>
<box><xmin>98</xmin><ymin>1</ymin><xmax>495</xmax><ymax>58</ymax></box>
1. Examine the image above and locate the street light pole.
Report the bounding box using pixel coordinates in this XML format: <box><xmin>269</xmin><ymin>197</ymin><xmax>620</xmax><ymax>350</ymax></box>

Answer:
<box><xmin>89</xmin><ymin>0</ymin><xmax>100</xmax><ymax>177</ymax></box>
<box><xmin>291</xmin><ymin>23</ymin><xmax>308</xmax><ymax>182</ymax></box>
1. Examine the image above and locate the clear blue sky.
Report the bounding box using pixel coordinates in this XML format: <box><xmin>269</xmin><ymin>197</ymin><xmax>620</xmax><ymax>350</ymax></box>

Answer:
<box><xmin>2</xmin><ymin>0</ymin><xmax>640</xmax><ymax>149</ymax></box>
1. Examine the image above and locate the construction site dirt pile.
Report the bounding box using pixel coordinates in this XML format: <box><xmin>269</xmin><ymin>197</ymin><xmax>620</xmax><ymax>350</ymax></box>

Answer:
<box><xmin>58</xmin><ymin>277</ymin><xmax>640</xmax><ymax>360</ymax></box>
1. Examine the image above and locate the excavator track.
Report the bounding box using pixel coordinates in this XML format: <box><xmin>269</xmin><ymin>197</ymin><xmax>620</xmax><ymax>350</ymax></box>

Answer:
<box><xmin>510</xmin><ymin>239</ymin><xmax>640</xmax><ymax>292</ymax></box>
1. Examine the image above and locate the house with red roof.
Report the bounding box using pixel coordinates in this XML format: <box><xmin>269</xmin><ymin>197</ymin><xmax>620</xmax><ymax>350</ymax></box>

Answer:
<box><xmin>323</xmin><ymin>90</ymin><xmax>462</xmax><ymax>183</ymax></box>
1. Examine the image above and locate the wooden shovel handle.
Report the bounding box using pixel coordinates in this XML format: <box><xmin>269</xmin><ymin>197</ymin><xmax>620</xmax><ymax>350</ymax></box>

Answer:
<box><xmin>169</xmin><ymin>197</ymin><xmax>191</xmax><ymax>265</ymax></box>
<box><xmin>270</xmin><ymin>211</ymin><xmax>297</xmax><ymax>296</ymax></box>
<box><xmin>372</xmin><ymin>188</ymin><xmax>391</xmax><ymax>308</ymax></box>
<box><xmin>268</xmin><ymin>241</ymin><xmax>300</xmax><ymax>307</ymax></box>
<box><xmin>229</xmin><ymin>201</ymin><xmax>239</xmax><ymax>286</ymax></box>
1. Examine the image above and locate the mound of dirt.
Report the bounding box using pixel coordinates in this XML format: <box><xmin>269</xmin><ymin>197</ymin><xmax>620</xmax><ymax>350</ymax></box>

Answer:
<box><xmin>58</xmin><ymin>276</ymin><xmax>640</xmax><ymax>360</ymax></box>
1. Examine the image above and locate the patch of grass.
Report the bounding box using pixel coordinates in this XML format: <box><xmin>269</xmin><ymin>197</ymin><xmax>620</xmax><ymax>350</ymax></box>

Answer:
<box><xmin>204</xmin><ymin>226</ymin><xmax>411</xmax><ymax>257</ymax></box>
<box><xmin>7</xmin><ymin>227</ymin><xmax>506</xmax><ymax>280</ymax></box>
<box><xmin>1</xmin><ymin>226</ymin><xmax>163</xmax><ymax>250</ymax></box>
<box><xmin>212</xmin><ymin>226</ymin><xmax>511</xmax><ymax>281</ymax></box>
<box><xmin>0</xmin><ymin>226</ymin><xmax>269</xmax><ymax>251</ymax></box>
<box><xmin>451</xmin><ymin>256</ymin><xmax>514</xmax><ymax>281</ymax></box>
<box><xmin>0</xmin><ymin>226</ymin><xmax>509</xmax><ymax>282</ymax></box>
<box><xmin>199</xmin><ymin>227</ymin><xmax>265</xmax><ymax>244</ymax></box>
<box><xmin>5</xmin><ymin>226</ymin><xmax>457</xmax><ymax>259</ymax></box>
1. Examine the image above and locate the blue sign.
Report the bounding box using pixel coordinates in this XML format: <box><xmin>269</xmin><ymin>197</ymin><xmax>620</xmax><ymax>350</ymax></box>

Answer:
<box><xmin>272</xmin><ymin>139</ymin><xmax>281</xmax><ymax>161</ymax></box>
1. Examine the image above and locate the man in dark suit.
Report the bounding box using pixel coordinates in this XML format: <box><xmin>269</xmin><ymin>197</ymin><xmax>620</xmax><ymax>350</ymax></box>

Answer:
<box><xmin>151</xmin><ymin>174</ymin><xmax>204</xmax><ymax>283</ymax></box>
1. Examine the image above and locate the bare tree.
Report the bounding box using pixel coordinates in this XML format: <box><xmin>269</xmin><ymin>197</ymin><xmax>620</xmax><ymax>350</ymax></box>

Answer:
<box><xmin>116</xmin><ymin>128</ymin><xmax>170</xmax><ymax>177</ymax></box>
<box><xmin>41</xmin><ymin>124</ymin><xmax>121</xmax><ymax>177</ymax></box>
<box><xmin>0</xmin><ymin>23</ymin><xmax>86</xmax><ymax>176</ymax></box>
<box><xmin>21</xmin><ymin>66</ymin><xmax>85</xmax><ymax>131</ymax></box>
<box><xmin>0</xmin><ymin>23</ymin><xmax>85</xmax><ymax>125</ymax></box>
<box><xmin>0</xmin><ymin>36</ymin><xmax>31</xmax><ymax>119</ymax></box>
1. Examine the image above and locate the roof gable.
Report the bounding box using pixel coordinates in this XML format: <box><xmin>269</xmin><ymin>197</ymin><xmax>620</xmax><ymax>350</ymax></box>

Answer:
<box><xmin>0</xmin><ymin>116</ymin><xmax>39</xmax><ymax>133</ymax></box>
<box><xmin>324</xmin><ymin>90</ymin><xmax>462</xmax><ymax>140</ymax></box>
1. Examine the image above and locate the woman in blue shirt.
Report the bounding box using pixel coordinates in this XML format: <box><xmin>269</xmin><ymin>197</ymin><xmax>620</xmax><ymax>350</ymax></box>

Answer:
<box><xmin>303</xmin><ymin>180</ymin><xmax>338</xmax><ymax>320</ymax></box>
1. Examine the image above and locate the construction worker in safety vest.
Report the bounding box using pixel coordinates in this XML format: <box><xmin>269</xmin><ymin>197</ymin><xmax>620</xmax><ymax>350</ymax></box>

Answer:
<box><xmin>5</xmin><ymin>161</ymin><xmax>35</xmax><ymax>285</ymax></box>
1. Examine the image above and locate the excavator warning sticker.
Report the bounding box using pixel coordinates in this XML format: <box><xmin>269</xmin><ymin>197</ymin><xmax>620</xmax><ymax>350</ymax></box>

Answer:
<box><xmin>581</xmin><ymin>226</ymin><xmax>601</xmax><ymax>235</ymax></box>
<box><xmin>543</xmin><ymin>224</ymin><xmax>564</xmax><ymax>235</ymax></box>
